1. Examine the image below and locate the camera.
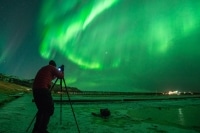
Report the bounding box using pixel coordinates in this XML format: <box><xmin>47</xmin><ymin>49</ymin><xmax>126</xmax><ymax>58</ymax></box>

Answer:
<box><xmin>58</xmin><ymin>65</ymin><xmax>64</xmax><ymax>72</ymax></box>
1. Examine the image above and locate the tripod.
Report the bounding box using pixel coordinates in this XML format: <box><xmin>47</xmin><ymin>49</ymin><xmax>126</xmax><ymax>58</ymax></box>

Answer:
<box><xmin>26</xmin><ymin>77</ymin><xmax>80</xmax><ymax>133</ymax></box>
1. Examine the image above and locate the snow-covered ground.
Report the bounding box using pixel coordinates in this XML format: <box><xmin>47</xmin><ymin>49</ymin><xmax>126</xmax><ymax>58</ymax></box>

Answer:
<box><xmin>0</xmin><ymin>94</ymin><xmax>200</xmax><ymax>133</ymax></box>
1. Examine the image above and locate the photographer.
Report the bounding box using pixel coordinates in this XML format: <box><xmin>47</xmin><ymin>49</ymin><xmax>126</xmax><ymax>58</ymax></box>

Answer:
<box><xmin>32</xmin><ymin>60</ymin><xmax>64</xmax><ymax>133</ymax></box>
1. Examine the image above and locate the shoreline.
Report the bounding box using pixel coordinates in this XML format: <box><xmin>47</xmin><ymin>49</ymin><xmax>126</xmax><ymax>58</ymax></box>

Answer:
<box><xmin>53</xmin><ymin>94</ymin><xmax>200</xmax><ymax>103</ymax></box>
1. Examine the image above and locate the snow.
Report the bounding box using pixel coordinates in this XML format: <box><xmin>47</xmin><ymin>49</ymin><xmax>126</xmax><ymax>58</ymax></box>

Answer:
<box><xmin>0</xmin><ymin>94</ymin><xmax>200</xmax><ymax>133</ymax></box>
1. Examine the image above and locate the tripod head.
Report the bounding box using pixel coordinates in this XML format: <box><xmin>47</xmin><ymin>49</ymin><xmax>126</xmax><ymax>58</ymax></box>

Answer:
<box><xmin>58</xmin><ymin>65</ymin><xmax>64</xmax><ymax>72</ymax></box>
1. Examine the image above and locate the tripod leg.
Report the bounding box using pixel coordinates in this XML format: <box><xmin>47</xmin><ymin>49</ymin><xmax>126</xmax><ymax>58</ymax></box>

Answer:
<box><xmin>50</xmin><ymin>78</ymin><xmax>59</xmax><ymax>91</ymax></box>
<box><xmin>63</xmin><ymin>78</ymin><xmax>80</xmax><ymax>133</ymax></box>
<box><xmin>60</xmin><ymin>79</ymin><xmax>63</xmax><ymax>124</ymax></box>
<box><xmin>26</xmin><ymin>114</ymin><xmax>36</xmax><ymax>132</ymax></box>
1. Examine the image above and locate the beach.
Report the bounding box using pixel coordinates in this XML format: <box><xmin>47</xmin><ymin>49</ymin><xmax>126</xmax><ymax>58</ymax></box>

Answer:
<box><xmin>0</xmin><ymin>94</ymin><xmax>200</xmax><ymax>133</ymax></box>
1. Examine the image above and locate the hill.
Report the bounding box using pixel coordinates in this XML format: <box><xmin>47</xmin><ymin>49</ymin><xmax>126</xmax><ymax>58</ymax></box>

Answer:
<box><xmin>0</xmin><ymin>73</ymin><xmax>82</xmax><ymax>106</ymax></box>
<box><xmin>0</xmin><ymin>81</ymin><xmax>30</xmax><ymax>94</ymax></box>
<box><xmin>0</xmin><ymin>80</ymin><xmax>30</xmax><ymax>107</ymax></box>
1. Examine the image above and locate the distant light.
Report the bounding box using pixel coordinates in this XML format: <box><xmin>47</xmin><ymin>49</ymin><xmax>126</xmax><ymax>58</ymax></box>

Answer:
<box><xmin>168</xmin><ymin>90</ymin><xmax>180</xmax><ymax>95</ymax></box>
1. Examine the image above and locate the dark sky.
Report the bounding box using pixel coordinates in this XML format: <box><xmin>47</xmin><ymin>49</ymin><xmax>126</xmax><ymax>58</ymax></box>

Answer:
<box><xmin>0</xmin><ymin>0</ymin><xmax>200</xmax><ymax>92</ymax></box>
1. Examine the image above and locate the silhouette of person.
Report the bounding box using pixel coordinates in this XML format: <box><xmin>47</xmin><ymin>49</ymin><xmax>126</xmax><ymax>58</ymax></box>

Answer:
<box><xmin>32</xmin><ymin>60</ymin><xmax>64</xmax><ymax>133</ymax></box>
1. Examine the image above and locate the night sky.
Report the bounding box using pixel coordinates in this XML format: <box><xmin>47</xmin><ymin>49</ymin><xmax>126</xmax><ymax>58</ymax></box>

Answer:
<box><xmin>1</xmin><ymin>0</ymin><xmax>200</xmax><ymax>92</ymax></box>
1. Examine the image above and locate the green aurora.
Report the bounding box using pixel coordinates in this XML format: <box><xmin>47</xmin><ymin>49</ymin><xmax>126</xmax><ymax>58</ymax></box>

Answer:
<box><xmin>36</xmin><ymin>0</ymin><xmax>200</xmax><ymax>92</ymax></box>
<box><xmin>39</xmin><ymin>0</ymin><xmax>119</xmax><ymax>69</ymax></box>
<box><xmin>39</xmin><ymin>0</ymin><xmax>200</xmax><ymax>68</ymax></box>
<box><xmin>1</xmin><ymin>0</ymin><xmax>200</xmax><ymax>92</ymax></box>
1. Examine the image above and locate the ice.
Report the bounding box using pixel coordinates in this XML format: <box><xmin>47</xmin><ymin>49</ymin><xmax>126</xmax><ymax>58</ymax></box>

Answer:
<box><xmin>0</xmin><ymin>94</ymin><xmax>199</xmax><ymax>133</ymax></box>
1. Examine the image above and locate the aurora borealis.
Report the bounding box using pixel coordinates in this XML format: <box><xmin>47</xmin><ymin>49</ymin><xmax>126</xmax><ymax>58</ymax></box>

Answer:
<box><xmin>1</xmin><ymin>0</ymin><xmax>200</xmax><ymax>92</ymax></box>
<box><xmin>39</xmin><ymin>0</ymin><xmax>120</xmax><ymax>69</ymax></box>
